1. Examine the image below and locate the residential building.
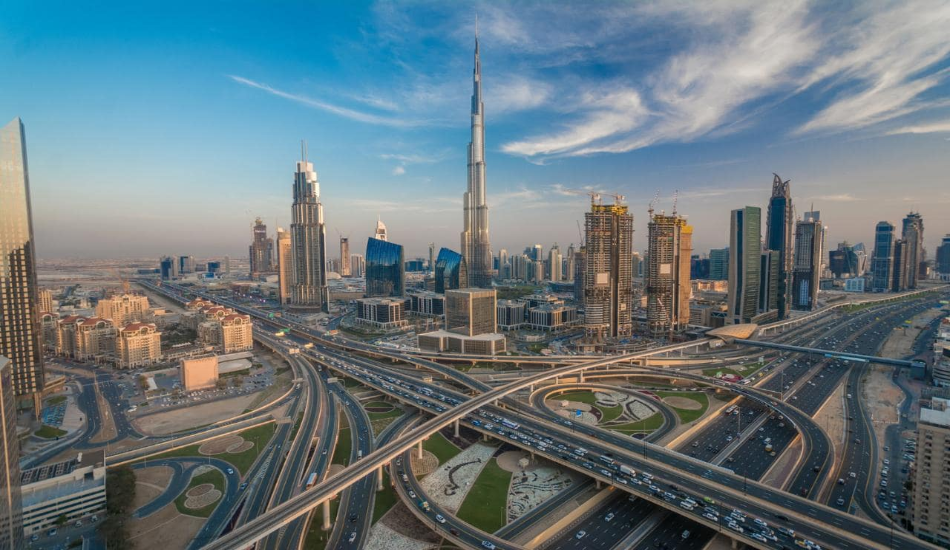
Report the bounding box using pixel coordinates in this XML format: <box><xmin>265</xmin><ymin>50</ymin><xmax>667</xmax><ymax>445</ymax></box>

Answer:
<box><xmin>708</xmin><ymin>248</ymin><xmax>729</xmax><ymax>280</ymax></box>
<box><xmin>365</xmin><ymin>237</ymin><xmax>405</xmax><ymax>297</ymax></box>
<box><xmin>37</xmin><ymin>289</ymin><xmax>53</xmax><ymax>315</ymax></box>
<box><xmin>496</xmin><ymin>300</ymin><xmax>526</xmax><ymax>330</ymax></box>
<box><xmin>583</xmin><ymin>200</ymin><xmax>634</xmax><ymax>341</ymax></box>
<box><xmin>339</xmin><ymin>237</ymin><xmax>351</xmax><ymax>277</ymax></box>
<box><xmin>435</xmin><ymin>248</ymin><xmax>468</xmax><ymax>294</ymax></box>
<box><xmin>565</xmin><ymin>244</ymin><xmax>575</xmax><ymax>283</ymax></box>
<box><xmin>792</xmin><ymin>212</ymin><xmax>823</xmax><ymax>310</ymax></box>
<box><xmin>548</xmin><ymin>244</ymin><xmax>562</xmax><ymax>282</ymax></box>
<box><xmin>893</xmin><ymin>239</ymin><xmax>910</xmax><ymax>292</ymax></box>
<box><xmin>249</xmin><ymin>218</ymin><xmax>274</xmax><ymax>278</ymax></box>
<box><xmin>115</xmin><ymin>323</ymin><xmax>162</xmax><ymax>368</ymax></box>
<box><xmin>445</xmin><ymin>288</ymin><xmax>497</xmax><ymax>336</ymax></box>
<box><xmin>219</xmin><ymin>314</ymin><xmax>253</xmax><ymax>353</ymax></box>
<box><xmin>73</xmin><ymin>318</ymin><xmax>117</xmax><ymax>362</ymax></box>
<box><xmin>180</xmin><ymin>356</ymin><xmax>218</xmax><ymax>392</ymax></box>
<box><xmin>872</xmin><ymin>221</ymin><xmax>895</xmax><ymax>292</ymax></box>
<box><xmin>727</xmin><ymin>206</ymin><xmax>762</xmax><ymax>324</ymax></box>
<box><xmin>356</xmin><ymin>298</ymin><xmax>408</xmax><ymax>329</ymax></box>
<box><xmin>645</xmin><ymin>210</ymin><xmax>692</xmax><ymax>337</ymax></box>
<box><xmin>0</xmin><ymin>118</ymin><xmax>44</xmax><ymax>408</ymax></box>
<box><xmin>460</xmin><ymin>33</ymin><xmax>493</xmax><ymax>288</ymax></box>
<box><xmin>911</xmin><ymin>397</ymin><xmax>950</xmax><ymax>546</ymax></box>
<box><xmin>758</xmin><ymin>250</ymin><xmax>780</xmax><ymax>319</ymax></box>
<box><xmin>276</xmin><ymin>227</ymin><xmax>292</xmax><ymax>304</ymax></box>
<box><xmin>765</xmin><ymin>173</ymin><xmax>793</xmax><ymax>319</ymax></box>
<box><xmin>902</xmin><ymin>212</ymin><xmax>924</xmax><ymax>289</ymax></box>
<box><xmin>0</xmin><ymin>357</ymin><xmax>23</xmax><ymax>550</ymax></box>
<box><xmin>350</xmin><ymin>254</ymin><xmax>365</xmax><ymax>278</ymax></box>
<box><xmin>19</xmin><ymin>451</ymin><xmax>105</xmax><ymax>537</ymax></box>
<box><xmin>290</xmin><ymin>143</ymin><xmax>329</xmax><ymax>312</ymax></box>
<box><xmin>937</xmin><ymin>235</ymin><xmax>950</xmax><ymax>276</ymax></box>
<box><xmin>95</xmin><ymin>293</ymin><xmax>149</xmax><ymax>327</ymax></box>
<box><xmin>38</xmin><ymin>313</ymin><xmax>57</xmax><ymax>353</ymax></box>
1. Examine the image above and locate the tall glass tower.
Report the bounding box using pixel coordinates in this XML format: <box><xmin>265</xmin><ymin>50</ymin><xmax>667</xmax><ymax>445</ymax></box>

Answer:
<box><xmin>289</xmin><ymin>142</ymin><xmax>328</xmax><ymax>312</ymax></box>
<box><xmin>872</xmin><ymin>221</ymin><xmax>895</xmax><ymax>292</ymax></box>
<box><xmin>728</xmin><ymin>206</ymin><xmax>762</xmax><ymax>324</ymax></box>
<box><xmin>0</xmin><ymin>118</ymin><xmax>44</xmax><ymax>408</ymax></box>
<box><xmin>765</xmin><ymin>174</ymin><xmax>793</xmax><ymax>319</ymax></box>
<box><xmin>461</xmin><ymin>30</ymin><xmax>492</xmax><ymax>288</ymax></box>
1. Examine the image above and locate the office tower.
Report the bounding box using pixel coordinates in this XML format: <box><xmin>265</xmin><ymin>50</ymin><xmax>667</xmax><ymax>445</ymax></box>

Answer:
<box><xmin>792</xmin><ymin>212</ymin><xmax>824</xmax><ymax>310</ymax></box>
<box><xmin>339</xmin><ymin>237</ymin><xmax>351</xmax><ymax>277</ymax></box>
<box><xmin>179</xmin><ymin>255</ymin><xmax>196</xmax><ymax>275</ymax></box>
<box><xmin>206</xmin><ymin>261</ymin><xmax>221</xmax><ymax>275</ymax></box>
<box><xmin>759</xmin><ymin>250</ymin><xmax>780</xmax><ymax>315</ymax></box>
<box><xmin>565</xmin><ymin>244</ymin><xmax>575</xmax><ymax>283</ymax></box>
<box><xmin>445</xmin><ymin>288</ymin><xmax>497</xmax><ymax>336</ymax></box>
<box><xmin>646</xmin><ymin>210</ymin><xmax>693</xmax><ymax>337</ymax></box>
<box><xmin>350</xmin><ymin>254</ymin><xmax>365</xmax><ymax>278</ymax></box>
<box><xmin>690</xmin><ymin>255</ymin><xmax>709</xmax><ymax>280</ymax></box>
<box><xmin>573</xmin><ymin>247</ymin><xmax>586</xmax><ymax>304</ymax></box>
<box><xmin>872</xmin><ymin>221</ymin><xmax>895</xmax><ymax>292</ymax></box>
<box><xmin>0</xmin><ymin>118</ymin><xmax>44</xmax><ymax>408</ymax></box>
<box><xmin>532</xmin><ymin>260</ymin><xmax>544</xmax><ymax>284</ymax></box>
<box><xmin>95</xmin><ymin>293</ymin><xmax>149</xmax><ymax>327</ymax></box>
<box><xmin>902</xmin><ymin>212</ymin><xmax>924</xmax><ymax>289</ymax></box>
<box><xmin>460</xmin><ymin>33</ymin><xmax>492</xmax><ymax>288</ymax></box>
<box><xmin>0</xmin><ymin>357</ymin><xmax>22</xmax><ymax>550</ymax></box>
<box><xmin>160</xmin><ymin>256</ymin><xmax>176</xmax><ymax>280</ymax></box>
<box><xmin>429</xmin><ymin>243</ymin><xmax>436</xmax><ymax>277</ymax></box>
<box><xmin>829</xmin><ymin>241</ymin><xmax>862</xmax><ymax>278</ymax></box>
<box><xmin>548</xmin><ymin>244</ymin><xmax>562</xmax><ymax>282</ymax></box>
<box><xmin>708</xmin><ymin>248</ymin><xmax>729</xmax><ymax>280</ymax></box>
<box><xmin>892</xmin><ymin>239</ymin><xmax>910</xmax><ymax>292</ymax></box>
<box><xmin>584</xmin><ymin>200</ymin><xmax>634</xmax><ymax>340</ymax></box>
<box><xmin>374</xmin><ymin>216</ymin><xmax>387</xmax><ymax>241</ymax></box>
<box><xmin>435</xmin><ymin>248</ymin><xmax>468</xmax><ymax>293</ymax></box>
<box><xmin>727</xmin><ymin>206</ymin><xmax>762</xmax><ymax>324</ymax></box>
<box><xmin>498</xmin><ymin>249</ymin><xmax>508</xmax><ymax>273</ymax></box>
<box><xmin>36</xmin><ymin>289</ymin><xmax>53</xmax><ymax>315</ymax></box>
<box><xmin>290</xmin><ymin>143</ymin><xmax>329</xmax><ymax>312</ymax></box>
<box><xmin>937</xmin><ymin>235</ymin><xmax>950</xmax><ymax>276</ymax></box>
<box><xmin>365</xmin><ymin>237</ymin><xmax>405</xmax><ymax>297</ymax></box>
<box><xmin>249</xmin><ymin>218</ymin><xmax>274</xmax><ymax>278</ymax></box>
<box><xmin>276</xmin><ymin>228</ymin><xmax>292</xmax><ymax>304</ymax></box>
<box><xmin>765</xmin><ymin>174</ymin><xmax>793</xmax><ymax>319</ymax></box>
<box><xmin>911</xmin><ymin>397</ymin><xmax>950</xmax><ymax>546</ymax></box>
<box><xmin>531</xmin><ymin>244</ymin><xmax>543</xmax><ymax>262</ymax></box>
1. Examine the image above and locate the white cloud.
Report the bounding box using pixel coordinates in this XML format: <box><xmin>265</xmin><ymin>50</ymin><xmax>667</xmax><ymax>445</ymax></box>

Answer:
<box><xmin>391</xmin><ymin>165</ymin><xmax>406</xmax><ymax>176</ymax></box>
<box><xmin>885</xmin><ymin>119</ymin><xmax>950</xmax><ymax>136</ymax></box>
<box><xmin>812</xmin><ymin>194</ymin><xmax>862</xmax><ymax>202</ymax></box>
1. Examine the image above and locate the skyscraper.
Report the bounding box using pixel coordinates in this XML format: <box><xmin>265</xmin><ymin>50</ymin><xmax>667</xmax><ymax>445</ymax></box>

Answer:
<box><xmin>727</xmin><ymin>206</ymin><xmax>762</xmax><ymax>324</ymax></box>
<box><xmin>339</xmin><ymin>237</ymin><xmax>351</xmax><ymax>277</ymax></box>
<box><xmin>249</xmin><ymin>218</ymin><xmax>274</xmax><ymax>278</ymax></box>
<box><xmin>646</xmin><ymin>210</ymin><xmax>693</xmax><ymax>337</ymax></box>
<box><xmin>872</xmin><ymin>221</ymin><xmax>895</xmax><ymax>292</ymax></box>
<box><xmin>290</xmin><ymin>143</ymin><xmax>329</xmax><ymax>312</ymax></box>
<box><xmin>0</xmin><ymin>118</ymin><xmax>44</xmax><ymax>408</ymax></box>
<box><xmin>445</xmin><ymin>288</ymin><xmax>497</xmax><ymax>336</ymax></box>
<box><xmin>160</xmin><ymin>256</ymin><xmax>176</xmax><ymax>280</ymax></box>
<box><xmin>937</xmin><ymin>235</ymin><xmax>950</xmax><ymax>276</ymax></box>
<box><xmin>350</xmin><ymin>254</ymin><xmax>365</xmax><ymax>278</ymax></box>
<box><xmin>708</xmin><ymin>248</ymin><xmax>729</xmax><ymax>280</ymax></box>
<box><xmin>584</xmin><ymin>200</ymin><xmax>634</xmax><ymax>340</ymax></box>
<box><xmin>276</xmin><ymin>227</ymin><xmax>292</xmax><ymax>304</ymax></box>
<box><xmin>548</xmin><ymin>244</ymin><xmax>562</xmax><ymax>282</ymax></box>
<box><xmin>792</xmin><ymin>212</ymin><xmax>824</xmax><ymax>310</ymax></box>
<box><xmin>902</xmin><ymin>212</ymin><xmax>924</xmax><ymax>289</ymax></box>
<box><xmin>765</xmin><ymin>174</ymin><xmax>793</xmax><ymax>319</ymax></box>
<box><xmin>565</xmin><ymin>244</ymin><xmax>575</xmax><ymax>283</ymax></box>
<box><xmin>429</xmin><ymin>243</ymin><xmax>436</xmax><ymax>277</ymax></box>
<box><xmin>374</xmin><ymin>216</ymin><xmax>387</xmax><ymax>242</ymax></box>
<box><xmin>0</xmin><ymin>357</ymin><xmax>23</xmax><ymax>550</ymax></box>
<box><xmin>365</xmin><ymin>237</ymin><xmax>405</xmax><ymax>297</ymax></box>
<box><xmin>460</xmin><ymin>31</ymin><xmax>492</xmax><ymax>288</ymax></box>
<box><xmin>435</xmin><ymin>248</ymin><xmax>468</xmax><ymax>294</ymax></box>
<box><xmin>892</xmin><ymin>239</ymin><xmax>910</xmax><ymax>292</ymax></box>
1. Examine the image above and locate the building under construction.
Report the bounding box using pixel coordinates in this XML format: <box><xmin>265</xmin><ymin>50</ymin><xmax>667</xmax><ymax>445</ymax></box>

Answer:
<box><xmin>646</xmin><ymin>210</ymin><xmax>692</xmax><ymax>337</ymax></box>
<box><xmin>583</xmin><ymin>200</ymin><xmax>634</xmax><ymax>343</ymax></box>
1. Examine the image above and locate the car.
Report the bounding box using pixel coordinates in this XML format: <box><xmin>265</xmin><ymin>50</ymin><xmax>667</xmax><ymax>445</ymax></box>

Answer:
<box><xmin>227</xmin><ymin>468</ymin><xmax>234</xmax><ymax>475</ymax></box>
<box><xmin>836</xmin><ymin>498</ymin><xmax>845</xmax><ymax>506</ymax></box>
<box><xmin>481</xmin><ymin>541</ymin><xmax>496</xmax><ymax>549</ymax></box>
<box><xmin>754</xmin><ymin>518</ymin><xmax>768</xmax><ymax>528</ymax></box>
<box><xmin>436</xmin><ymin>514</ymin><xmax>446</xmax><ymax>524</ymax></box>
<box><xmin>349</xmin><ymin>513</ymin><xmax>358</xmax><ymax>523</ymax></box>
<box><xmin>48</xmin><ymin>529</ymin><xmax>57</xmax><ymax>537</ymax></box>
<box><xmin>240</xmin><ymin>482</ymin><xmax>248</xmax><ymax>490</ymax></box>
<box><xmin>408</xmin><ymin>490</ymin><xmax>416</xmax><ymax>498</ymax></box>
<box><xmin>682</xmin><ymin>530</ymin><xmax>691</xmax><ymax>539</ymax></box>
<box><xmin>849</xmin><ymin>472</ymin><xmax>857</xmax><ymax>478</ymax></box>
<box><xmin>31</xmin><ymin>534</ymin><xmax>39</xmax><ymax>542</ymax></box>
<box><xmin>575</xmin><ymin>531</ymin><xmax>587</xmax><ymax>539</ymax></box>
<box><xmin>91</xmin><ymin>515</ymin><xmax>99</xmax><ymax>522</ymax></box>
<box><xmin>348</xmin><ymin>532</ymin><xmax>357</xmax><ymax>543</ymax></box>
<box><xmin>883</xmin><ymin>459</ymin><xmax>890</xmax><ymax>465</ymax></box>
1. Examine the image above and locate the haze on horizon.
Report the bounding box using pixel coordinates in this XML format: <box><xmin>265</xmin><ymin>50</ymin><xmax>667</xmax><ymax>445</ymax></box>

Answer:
<box><xmin>3</xmin><ymin>0</ymin><xmax>949</xmax><ymax>261</ymax></box>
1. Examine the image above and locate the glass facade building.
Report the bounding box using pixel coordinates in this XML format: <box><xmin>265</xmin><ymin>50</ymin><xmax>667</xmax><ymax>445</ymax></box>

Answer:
<box><xmin>0</xmin><ymin>118</ymin><xmax>44</xmax><ymax>404</ymax></box>
<box><xmin>872</xmin><ymin>221</ymin><xmax>895</xmax><ymax>292</ymax></box>
<box><xmin>765</xmin><ymin>174</ymin><xmax>793</xmax><ymax>319</ymax></box>
<box><xmin>0</xmin><ymin>357</ymin><xmax>22</xmax><ymax>550</ymax></box>
<box><xmin>435</xmin><ymin>248</ymin><xmax>468</xmax><ymax>294</ymax></box>
<box><xmin>727</xmin><ymin>206</ymin><xmax>762</xmax><ymax>324</ymax></box>
<box><xmin>365</xmin><ymin>237</ymin><xmax>405</xmax><ymax>297</ymax></box>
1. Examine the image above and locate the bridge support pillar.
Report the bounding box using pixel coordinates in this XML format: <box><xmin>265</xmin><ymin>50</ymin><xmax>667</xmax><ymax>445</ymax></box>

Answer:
<box><xmin>529</xmin><ymin>384</ymin><xmax>534</xmax><ymax>393</ymax></box>
<box><xmin>377</xmin><ymin>466</ymin><xmax>384</xmax><ymax>491</ymax></box>
<box><xmin>579</xmin><ymin>372</ymin><xmax>584</xmax><ymax>383</ymax></box>
<box><xmin>595</xmin><ymin>480</ymin><xmax>601</xmax><ymax>489</ymax></box>
<box><xmin>731</xmin><ymin>538</ymin><xmax>738</xmax><ymax>549</ymax></box>
<box><xmin>454</xmin><ymin>419</ymin><xmax>460</xmax><ymax>438</ymax></box>
<box><xmin>322</xmin><ymin>500</ymin><xmax>332</xmax><ymax>530</ymax></box>
<box><xmin>483</xmin><ymin>432</ymin><xmax>489</xmax><ymax>442</ymax></box>
<box><xmin>417</xmin><ymin>440</ymin><xmax>424</xmax><ymax>459</ymax></box>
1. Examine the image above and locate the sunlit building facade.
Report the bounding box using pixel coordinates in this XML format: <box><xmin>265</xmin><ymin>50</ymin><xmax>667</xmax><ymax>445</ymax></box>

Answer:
<box><xmin>365</xmin><ymin>237</ymin><xmax>405</xmax><ymax>297</ymax></box>
<box><xmin>435</xmin><ymin>248</ymin><xmax>468</xmax><ymax>294</ymax></box>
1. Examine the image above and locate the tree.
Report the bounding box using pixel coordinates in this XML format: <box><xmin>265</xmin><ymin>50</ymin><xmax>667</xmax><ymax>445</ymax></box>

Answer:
<box><xmin>100</xmin><ymin>465</ymin><xmax>136</xmax><ymax>549</ymax></box>
<box><xmin>55</xmin><ymin>514</ymin><xmax>68</xmax><ymax>526</ymax></box>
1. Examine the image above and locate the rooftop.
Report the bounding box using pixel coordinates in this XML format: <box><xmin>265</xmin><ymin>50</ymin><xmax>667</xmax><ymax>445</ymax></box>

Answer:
<box><xmin>419</xmin><ymin>330</ymin><xmax>506</xmax><ymax>342</ymax></box>
<box><xmin>21</xmin><ymin>450</ymin><xmax>105</xmax><ymax>485</ymax></box>
<box><xmin>921</xmin><ymin>397</ymin><xmax>950</xmax><ymax>429</ymax></box>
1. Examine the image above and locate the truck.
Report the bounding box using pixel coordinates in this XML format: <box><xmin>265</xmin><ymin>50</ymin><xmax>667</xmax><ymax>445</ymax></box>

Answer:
<box><xmin>573</xmin><ymin>447</ymin><xmax>589</xmax><ymax>456</ymax></box>
<box><xmin>764</xmin><ymin>444</ymin><xmax>773</xmax><ymax>453</ymax></box>
<box><xmin>306</xmin><ymin>473</ymin><xmax>318</xmax><ymax>488</ymax></box>
<box><xmin>303</xmin><ymin>342</ymin><xmax>314</xmax><ymax>349</ymax></box>
<box><xmin>620</xmin><ymin>465</ymin><xmax>636</xmax><ymax>477</ymax></box>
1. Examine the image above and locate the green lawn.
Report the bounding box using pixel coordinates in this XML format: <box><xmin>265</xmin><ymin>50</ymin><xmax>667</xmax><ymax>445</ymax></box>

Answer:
<box><xmin>175</xmin><ymin>468</ymin><xmax>225</xmax><ymax>517</ymax></box>
<box><xmin>333</xmin><ymin>428</ymin><xmax>352</xmax><ymax>466</ymax></box>
<box><xmin>47</xmin><ymin>395</ymin><xmax>67</xmax><ymax>406</ymax></box>
<box><xmin>424</xmin><ymin>432</ymin><xmax>461</xmax><ymax>465</ymax></box>
<box><xmin>365</xmin><ymin>401</ymin><xmax>394</xmax><ymax>409</ymax></box>
<box><xmin>36</xmin><ymin>425</ymin><xmax>67</xmax><ymax>439</ymax></box>
<box><xmin>372</xmin><ymin>470</ymin><xmax>397</xmax><ymax>524</ymax></box>
<box><xmin>551</xmin><ymin>390</ymin><xmax>622</xmax><ymax>423</ymax></box>
<box><xmin>702</xmin><ymin>367</ymin><xmax>743</xmax><ymax>378</ymax></box>
<box><xmin>608</xmin><ymin>413</ymin><xmax>664</xmax><ymax>434</ymax></box>
<box><xmin>656</xmin><ymin>391</ymin><xmax>709</xmax><ymax>424</ymax></box>
<box><xmin>527</xmin><ymin>343</ymin><xmax>546</xmax><ymax>354</ymax></box>
<box><xmin>367</xmin><ymin>407</ymin><xmax>403</xmax><ymax>421</ymax></box>
<box><xmin>225</xmin><ymin>423</ymin><xmax>276</xmax><ymax>476</ymax></box>
<box><xmin>456</xmin><ymin>458</ymin><xmax>511</xmax><ymax>533</ymax></box>
<box><xmin>599</xmin><ymin>404</ymin><xmax>624</xmax><ymax>423</ymax></box>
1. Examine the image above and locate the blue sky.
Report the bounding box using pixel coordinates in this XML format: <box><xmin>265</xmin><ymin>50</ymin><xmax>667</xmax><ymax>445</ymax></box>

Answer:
<box><xmin>3</xmin><ymin>0</ymin><xmax>949</xmax><ymax>260</ymax></box>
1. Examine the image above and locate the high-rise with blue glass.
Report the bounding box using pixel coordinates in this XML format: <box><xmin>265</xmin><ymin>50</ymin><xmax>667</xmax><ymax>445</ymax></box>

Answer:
<box><xmin>435</xmin><ymin>248</ymin><xmax>468</xmax><ymax>294</ymax></box>
<box><xmin>366</xmin><ymin>237</ymin><xmax>405</xmax><ymax>297</ymax></box>
<box><xmin>765</xmin><ymin>174</ymin><xmax>793</xmax><ymax>319</ymax></box>
<box><xmin>872</xmin><ymin>221</ymin><xmax>895</xmax><ymax>292</ymax></box>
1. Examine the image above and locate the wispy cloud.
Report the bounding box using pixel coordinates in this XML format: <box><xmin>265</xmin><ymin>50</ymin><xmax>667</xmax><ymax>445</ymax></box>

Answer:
<box><xmin>391</xmin><ymin>165</ymin><xmax>406</xmax><ymax>176</ymax></box>
<box><xmin>379</xmin><ymin>153</ymin><xmax>444</xmax><ymax>164</ymax></box>
<box><xmin>812</xmin><ymin>194</ymin><xmax>862</xmax><ymax>202</ymax></box>
<box><xmin>229</xmin><ymin>75</ymin><xmax>425</xmax><ymax>128</ymax></box>
<box><xmin>885</xmin><ymin>119</ymin><xmax>950</xmax><ymax>136</ymax></box>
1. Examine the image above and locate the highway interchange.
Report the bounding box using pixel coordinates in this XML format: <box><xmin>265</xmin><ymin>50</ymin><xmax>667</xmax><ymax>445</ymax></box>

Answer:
<box><xmin>121</xmin><ymin>280</ymin><xmax>947</xmax><ymax>550</ymax></box>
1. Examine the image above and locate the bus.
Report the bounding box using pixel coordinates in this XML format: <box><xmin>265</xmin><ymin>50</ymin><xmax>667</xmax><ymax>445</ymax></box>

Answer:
<box><xmin>306</xmin><ymin>473</ymin><xmax>318</xmax><ymax>488</ymax></box>
<box><xmin>501</xmin><ymin>419</ymin><xmax>520</xmax><ymax>430</ymax></box>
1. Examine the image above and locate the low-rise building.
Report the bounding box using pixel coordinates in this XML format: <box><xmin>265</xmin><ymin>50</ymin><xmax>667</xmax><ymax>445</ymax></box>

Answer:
<box><xmin>844</xmin><ymin>277</ymin><xmax>866</xmax><ymax>292</ymax></box>
<box><xmin>356</xmin><ymin>298</ymin><xmax>408</xmax><ymax>329</ymax></box>
<box><xmin>180</xmin><ymin>355</ymin><xmax>219</xmax><ymax>392</ymax></box>
<box><xmin>526</xmin><ymin>303</ymin><xmax>578</xmax><ymax>331</ymax></box>
<box><xmin>116</xmin><ymin>323</ymin><xmax>162</xmax><ymax>368</ymax></box>
<box><xmin>496</xmin><ymin>300</ymin><xmax>526</xmax><ymax>330</ymax></box>
<box><xmin>219</xmin><ymin>314</ymin><xmax>253</xmax><ymax>353</ymax></box>
<box><xmin>39</xmin><ymin>312</ymin><xmax>58</xmax><ymax>353</ymax></box>
<box><xmin>20</xmin><ymin>451</ymin><xmax>106</xmax><ymax>536</ymax></box>
<box><xmin>407</xmin><ymin>292</ymin><xmax>445</xmax><ymax>317</ymax></box>
<box><xmin>417</xmin><ymin>330</ymin><xmax>506</xmax><ymax>355</ymax></box>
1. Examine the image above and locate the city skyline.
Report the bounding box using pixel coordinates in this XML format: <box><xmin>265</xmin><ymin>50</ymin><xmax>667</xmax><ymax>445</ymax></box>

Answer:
<box><xmin>3</xmin><ymin>1</ymin><xmax>950</xmax><ymax>260</ymax></box>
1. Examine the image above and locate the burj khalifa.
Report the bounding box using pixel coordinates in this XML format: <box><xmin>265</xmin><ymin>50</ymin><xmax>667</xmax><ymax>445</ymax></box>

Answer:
<box><xmin>461</xmin><ymin>31</ymin><xmax>492</xmax><ymax>288</ymax></box>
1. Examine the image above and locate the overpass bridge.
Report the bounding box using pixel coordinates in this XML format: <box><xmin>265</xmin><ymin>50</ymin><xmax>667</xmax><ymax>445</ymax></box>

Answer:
<box><xmin>733</xmin><ymin>338</ymin><xmax>925</xmax><ymax>368</ymax></box>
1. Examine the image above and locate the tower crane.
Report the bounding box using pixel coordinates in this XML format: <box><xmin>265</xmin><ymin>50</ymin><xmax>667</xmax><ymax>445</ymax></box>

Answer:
<box><xmin>562</xmin><ymin>188</ymin><xmax>626</xmax><ymax>206</ymax></box>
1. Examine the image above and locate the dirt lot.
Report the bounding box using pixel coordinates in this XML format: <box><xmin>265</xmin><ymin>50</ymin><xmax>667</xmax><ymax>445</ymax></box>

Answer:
<box><xmin>128</xmin><ymin>500</ymin><xmax>204</xmax><ymax>550</ymax></box>
<box><xmin>133</xmin><ymin>466</ymin><xmax>174</xmax><ymax>510</ymax></box>
<box><xmin>815</xmin><ymin>383</ymin><xmax>846</xmax><ymax>464</ymax></box>
<box><xmin>133</xmin><ymin>393</ymin><xmax>258</xmax><ymax>435</ymax></box>
<box><xmin>862</xmin><ymin>365</ymin><xmax>902</xmax><ymax>446</ymax></box>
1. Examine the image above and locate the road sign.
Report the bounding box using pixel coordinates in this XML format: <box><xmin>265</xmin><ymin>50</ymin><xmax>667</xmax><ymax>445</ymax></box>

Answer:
<box><xmin>576</xmin><ymin>409</ymin><xmax>582</xmax><ymax>417</ymax></box>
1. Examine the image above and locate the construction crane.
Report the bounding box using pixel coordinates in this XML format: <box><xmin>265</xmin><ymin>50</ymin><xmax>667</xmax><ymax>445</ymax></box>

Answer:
<box><xmin>562</xmin><ymin>188</ymin><xmax>625</xmax><ymax>206</ymax></box>
<box><xmin>108</xmin><ymin>267</ymin><xmax>130</xmax><ymax>293</ymax></box>
<box><xmin>648</xmin><ymin>190</ymin><xmax>659</xmax><ymax>217</ymax></box>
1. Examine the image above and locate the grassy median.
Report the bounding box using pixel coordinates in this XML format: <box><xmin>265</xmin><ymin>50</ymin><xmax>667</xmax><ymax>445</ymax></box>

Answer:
<box><xmin>456</xmin><ymin>458</ymin><xmax>511</xmax><ymax>533</ymax></box>
<box><xmin>175</xmin><ymin>468</ymin><xmax>225</xmax><ymax>518</ymax></box>
<box><xmin>656</xmin><ymin>391</ymin><xmax>709</xmax><ymax>424</ymax></box>
<box><xmin>424</xmin><ymin>432</ymin><xmax>461</xmax><ymax>465</ymax></box>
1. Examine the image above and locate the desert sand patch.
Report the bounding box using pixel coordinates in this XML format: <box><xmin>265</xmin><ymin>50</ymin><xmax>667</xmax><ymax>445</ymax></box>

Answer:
<box><xmin>662</xmin><ymin>396</ymin><xmax>702</xmax><ymax>410</ymax></box>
